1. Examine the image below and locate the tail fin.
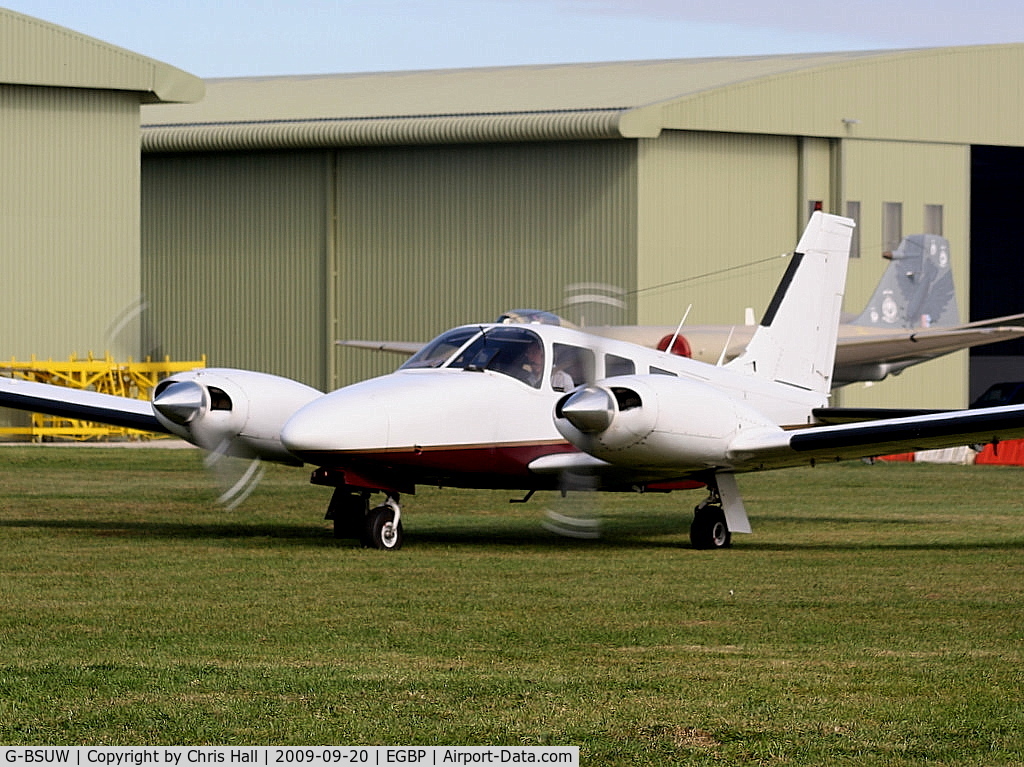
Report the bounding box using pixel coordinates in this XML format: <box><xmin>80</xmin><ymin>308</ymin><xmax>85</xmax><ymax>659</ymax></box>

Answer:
<box><xmin>725</xmin><ymin>212</ymin><xmax>855</xmax><ymax>393</ymax></box>
<box><xmin>849</xmin><ymin>234</ymin><xmax>957</xmax><ymax>328</ymax></box>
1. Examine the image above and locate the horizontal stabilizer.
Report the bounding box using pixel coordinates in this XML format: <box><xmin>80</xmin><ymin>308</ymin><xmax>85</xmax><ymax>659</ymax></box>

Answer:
<box><xmin>336</xmin><ymin>340</ymin><xmax>425</xmax><ymax>355</ymax></box>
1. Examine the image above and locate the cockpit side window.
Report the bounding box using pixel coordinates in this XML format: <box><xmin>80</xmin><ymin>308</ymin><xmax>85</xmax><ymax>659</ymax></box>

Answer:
<box><xmin>399</xmin><ymin>328</ymin><xmax>479</xmax><ymax>370</ymax></box>
<box><xmin>551</xmin><ymin>344</ymin><xmax>594</xmax><ymax>391</ymax></box>
<box><xmin>448</xmin><ymin>327</ymin><xmax>545</xmax><ymax>388</ymax></box>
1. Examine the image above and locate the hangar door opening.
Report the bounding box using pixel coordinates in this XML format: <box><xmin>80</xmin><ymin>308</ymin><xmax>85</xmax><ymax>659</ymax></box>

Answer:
<box><xmin>970</xmin><ymin>145</ymin><xmax>1024</xmax><ymax>400</ymax></box>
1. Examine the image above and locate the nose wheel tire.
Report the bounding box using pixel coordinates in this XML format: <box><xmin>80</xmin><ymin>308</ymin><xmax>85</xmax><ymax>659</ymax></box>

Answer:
<box><xmin>363</xmin><ymin>503</ymin><xmax>404</xmax><ymax>550</ymax></box>
<box><xmin>690</xmin><ymin>504</ymin><xmax>731</xmax><ymax>550</ymax></box>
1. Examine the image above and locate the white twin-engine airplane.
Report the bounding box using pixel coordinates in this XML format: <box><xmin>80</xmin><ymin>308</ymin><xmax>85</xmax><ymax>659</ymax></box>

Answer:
<box><xmin>5</xmin><ymin>212</ymin><xmax>1024</xmax><ymax>551</ymax></box>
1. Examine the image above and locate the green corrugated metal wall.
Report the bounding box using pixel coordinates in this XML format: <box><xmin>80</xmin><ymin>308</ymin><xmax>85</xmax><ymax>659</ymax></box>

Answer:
<box><xmin>1</xmin><ymin>84</ymin><xmax>141</xmax><ymax>361</ymax></box>
<box><xmin>635</xmin><ymin>131</ymin><xmax>800</xmax><ymax>328</ymax></box>
<box><xmin>142</xmin><ymin>141</ymin><xmax>637</xmax><ymax>390</ymax></box>
<box><xmin>839</xmin><ymin>140</ymin><xmax>970</xmax><ymax>409</ymax></box>
<box><xmin>0</xmin><ymin>7</ymin><xmax>203</xmax><ymax>103</ymax></box>
<box><xmin>139</xmin><ymin>131</ymin><xmax>974</xmax><ymax>408</ymax></box>
<box><xmin>650</xmin><ymin>46</ymin><xmax>1024</xmax><ymax>147</ymax></box>
<box><xmin>630</xmin><ymin>130</ymin><xmax>970</xmax><ymax>408</ymax></box>
<box><xmin>334</xmin><ymin>141</ymin><xmax>637</xmax><ymax>386</ymax></box>
<box><xmin>142</xmin><ymin>151</ymin><xmax>330</xmax><ymax>387</ymax></box>
<box><xmin>0</xmin><ymin>9</ymin><xmax>201</xmax><ymax>433</ymax></box>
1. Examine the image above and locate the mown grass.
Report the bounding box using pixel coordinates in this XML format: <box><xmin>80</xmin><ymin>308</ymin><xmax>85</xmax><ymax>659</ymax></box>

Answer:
<box><xmin>1</xmin><ymin>446</ymin><xmax>1023</xmax><ymax>765</ymax></box>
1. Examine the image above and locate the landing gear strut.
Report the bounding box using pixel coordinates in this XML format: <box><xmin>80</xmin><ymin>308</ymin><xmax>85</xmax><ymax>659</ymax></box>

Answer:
<box><xmin>325</xmin><ymin>488</ymin><xmax>404</xmax><ymax>550</ymax></box>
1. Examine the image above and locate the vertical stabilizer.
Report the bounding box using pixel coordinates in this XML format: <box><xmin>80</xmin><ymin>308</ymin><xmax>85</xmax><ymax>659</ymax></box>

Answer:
<box><xmin>850</xmin><ymin>234</ymin><xmax>957</xmax><ymax>328</ymax></box>
<box><xmin>725</xmin><ymin>212</ymin><xmax>855</xmax><ymax>393</ymax></box>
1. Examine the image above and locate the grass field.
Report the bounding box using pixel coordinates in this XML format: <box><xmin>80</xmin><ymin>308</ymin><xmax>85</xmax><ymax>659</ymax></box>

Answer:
<box><xmin>1</xmin><ymin>445</ymin><xmax>1023</xmax><ymax>765</ymax></box>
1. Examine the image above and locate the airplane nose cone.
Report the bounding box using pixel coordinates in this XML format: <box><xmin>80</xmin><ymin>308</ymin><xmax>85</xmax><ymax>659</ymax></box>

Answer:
<box><xmin>556</xmin><ymin>386</ymin><xmax>615</xmax><ymax>434</ymax></box>
<box><xmin>280</xmin><ymin>390</ymin><xmax>390</xmax><ymax>460</ymax></box>
<box><xmin>153</xmin><ymin>381</ymin><xmax>206</xmax><ymax>425</ymax></box>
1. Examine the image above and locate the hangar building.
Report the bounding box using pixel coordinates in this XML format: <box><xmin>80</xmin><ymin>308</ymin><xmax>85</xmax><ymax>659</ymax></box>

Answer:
<box><xmin>0</xmin><ymin>9</ymin><xmax>202</xmax><ymax>363</ymax></box>
<box><xmin>139</xmin><ymin>44</ymin><xmax>1024</xmax><ymax>410</ymax></box>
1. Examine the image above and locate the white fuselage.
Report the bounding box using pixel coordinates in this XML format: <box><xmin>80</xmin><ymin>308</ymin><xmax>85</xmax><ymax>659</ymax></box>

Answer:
<box><xmin>279</xmin><ymin>321</ymin><xmax>826</xmax><ymax>491</ymax></box>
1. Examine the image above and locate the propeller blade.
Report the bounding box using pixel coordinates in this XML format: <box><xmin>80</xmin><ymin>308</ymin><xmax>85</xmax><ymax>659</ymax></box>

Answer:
<box><xmin>217</xmin><ymin>459</ymin><xmax>266</xmax><ymax>510</ymax></box>
<box><xmin>203</xmin><ymin>437</ymin><xmax>266</xmax><ymax>510</ymax></box>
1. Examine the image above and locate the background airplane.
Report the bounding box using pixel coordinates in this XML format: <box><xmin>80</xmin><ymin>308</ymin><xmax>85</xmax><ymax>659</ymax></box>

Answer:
<box><xmin>342</xmin><ymin>233</ymin><xmax>1024</xmax><ymax>388</ymax></box>
<box><xmin>592</xmin><ymin>233</ymin><xmax>1024</xmax><ymax>386</ymax></box>
<box><xmin>5</xmin><ymin>213</ymin><xmax>1024</xmax><ymax>553</ymax></box>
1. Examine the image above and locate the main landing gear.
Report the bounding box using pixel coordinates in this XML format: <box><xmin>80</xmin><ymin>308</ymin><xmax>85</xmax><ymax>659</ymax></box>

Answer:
<box><xmin>688</xmin><ymin>473</ymin><xmax>750</xmax><ymax>550</ymax></box>
<box><xmin>326</xmin><ymin>488</ymin><xmax>404</xmax><ymax>550</ymax></box>
<box><xmin>690</xmin><ymin>490</ymin><xmax>731</xmax><ymax>550</ymax></box>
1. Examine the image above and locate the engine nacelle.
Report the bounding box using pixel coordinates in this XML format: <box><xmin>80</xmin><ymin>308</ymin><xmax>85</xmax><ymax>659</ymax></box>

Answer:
<box><xmin>152</xmin><ymin>368</ymin><xmax>322</xmax><ymax>464</ymax></box>
<box><xmin>554</xmin><ymin>374</ymin><xmax>780</xmax><ymax>470</ymax></box>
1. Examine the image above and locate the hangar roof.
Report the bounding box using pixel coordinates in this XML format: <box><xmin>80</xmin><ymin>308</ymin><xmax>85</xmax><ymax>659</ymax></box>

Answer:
<box><xmin>141</xmin><ymin>44</ymin><xmax>1024</xmax><ymax>151</ymax></box>
<box><xmin>1</xmin><ymin>8</ymin><xmax>203</xmax><ymax>104</ymax></box>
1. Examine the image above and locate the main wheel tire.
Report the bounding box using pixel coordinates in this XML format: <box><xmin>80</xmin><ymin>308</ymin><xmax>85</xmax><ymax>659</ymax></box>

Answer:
<box><xmin>690</xmin><ymin>505</ymin><xmax>731</xmax><ymax>550</ymax></box>
<box><xmin>363</xmin><ymin>505</ymin><xmax>404</xmax><ymax>550</ymax></box>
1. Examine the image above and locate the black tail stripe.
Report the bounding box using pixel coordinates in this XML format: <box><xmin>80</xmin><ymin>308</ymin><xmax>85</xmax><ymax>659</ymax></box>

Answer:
<box><xmin>760</xmin><ymin>252</ymin><xmax>803</xmax><ymax>327</ymax></box>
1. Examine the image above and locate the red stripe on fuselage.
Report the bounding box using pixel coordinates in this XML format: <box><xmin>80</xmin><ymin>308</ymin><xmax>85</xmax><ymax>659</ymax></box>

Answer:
<box><xmin>298</xmin><ymin>440</ymin><xmax>579</xmax><ymax>490</ymax></box>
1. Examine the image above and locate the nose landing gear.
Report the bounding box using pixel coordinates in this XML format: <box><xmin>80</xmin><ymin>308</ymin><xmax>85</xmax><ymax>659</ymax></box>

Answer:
<box><xmin>326</xmin><ymin>488</ymin><xmax>404</xmax><ymax>550</ymax></box>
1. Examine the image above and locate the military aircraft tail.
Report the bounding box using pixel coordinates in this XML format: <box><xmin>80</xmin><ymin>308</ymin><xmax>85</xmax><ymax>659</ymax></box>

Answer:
<box><xmin>849</xmin><ymin>233</ymin><xmax>957</xmax><ymax>329</ymax></box>
<box><xmin>725</xmin><ymin>212</ymin><xmax>855</xmax><ymax>394</ymax></box>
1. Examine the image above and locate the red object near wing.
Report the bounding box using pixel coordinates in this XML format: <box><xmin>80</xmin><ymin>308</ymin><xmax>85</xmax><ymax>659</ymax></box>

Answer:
<box><xmin>657</xmin><ymin>333</ymin><xmax>692</xmax><ymax>357</ymax></box>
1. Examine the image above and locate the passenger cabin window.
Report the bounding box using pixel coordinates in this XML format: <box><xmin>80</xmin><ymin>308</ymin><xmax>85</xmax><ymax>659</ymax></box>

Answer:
<box><xmin>400</xmin><ymin>327</ymin><xmax>478</xmax><ymax>370</ymax></box>
<box><xmin>551</xmin><ymin>344</ymin><xmax>595</xmax><ymax>392</ymax></box>
<box><xmin>448</xmin><ymin>327</ymin><xmax>546</xmax><ymax>388</ymax></box>
<box><xmin>649</xmin><ymin>366</ymin><xmax>677</xmax><ymax>377</ymax></box>
<box><xmin>605</xmin><ymin>354</ymin><xmax>635</xmax><ymax>377</ymax></box>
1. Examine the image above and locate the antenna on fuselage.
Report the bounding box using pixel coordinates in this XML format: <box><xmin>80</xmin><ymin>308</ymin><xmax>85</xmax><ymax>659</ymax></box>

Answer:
<box><xmin>716</xmin><ymin>327</ymin><xmax>736</xmax><ymax>366</ymax></box>
<box><xmin>665</xmin><ymin>304</ymin><xmax>693</xmax><ymax>360</ymax></box>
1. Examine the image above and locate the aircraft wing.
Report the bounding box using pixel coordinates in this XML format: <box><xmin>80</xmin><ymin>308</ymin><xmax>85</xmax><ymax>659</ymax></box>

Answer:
<box><xmin>728</xmin><ymin>404</ymin><xmax>1024</xmax><ymax>471</ymax></box>
<box><xmin>836</xmin><ymin>326</ymin><xmax>1024</xmax><ymax>367</ymax></box>
<box><xmin>541</xmin><ymin>402</ymin><xmax>1024</xmax><ymax>490</ymax></box>
<box><xmin>964</xmin><ymin>311</ymin><xmax>1024</xmax><ymax>329</ymax></box>
<box><xmin>335</xmin><ymin>340</ymin><xmax>425</xmax><ymax>355</ymax></box>
<box><xmin>0</xmin><ymin>377</ymin><xmax>169</xmax><ymax>434</ymax></box>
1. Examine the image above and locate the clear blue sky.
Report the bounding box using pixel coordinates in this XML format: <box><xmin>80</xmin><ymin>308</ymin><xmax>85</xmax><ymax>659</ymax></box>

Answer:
<box><xmin>5</xmin><ymin>0</ymin><xmax>1023</xmax><ymax>78</ymax></box>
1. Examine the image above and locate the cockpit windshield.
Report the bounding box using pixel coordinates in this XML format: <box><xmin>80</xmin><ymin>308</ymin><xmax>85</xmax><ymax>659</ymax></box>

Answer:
<box><xmin>399</xmin><ymin>327</ymin><xmax>479</xmax><ymax>370</ymax></box>
<box><xmin>447</xmin><ymin>327</ymin><xmax>545</xmax><ymax>388</ymax></box>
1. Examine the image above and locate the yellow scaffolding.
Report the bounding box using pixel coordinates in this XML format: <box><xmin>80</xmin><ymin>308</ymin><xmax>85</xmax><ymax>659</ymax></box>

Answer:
<box><xmin>0</xmin><ymin>353</ymin><xmax>206</xmax><ymax>441</ymax></box>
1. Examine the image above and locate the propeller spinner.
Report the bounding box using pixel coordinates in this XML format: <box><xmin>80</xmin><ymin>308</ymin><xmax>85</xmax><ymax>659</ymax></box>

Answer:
<box><xmin>152</xmin><ymin>380</ymin><xmax>207</xmax><ymax>425</ymax></box>
<box><xmin>555</xmin><ymin>386</ymin><xmax>615</xmax><ymax>434</ymax></box>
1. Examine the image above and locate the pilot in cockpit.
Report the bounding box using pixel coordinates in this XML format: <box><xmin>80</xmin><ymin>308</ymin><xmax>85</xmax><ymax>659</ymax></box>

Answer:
<box><xmin>520</xmin><ymin>342</ymin><xmax>574</xmax><ymax>391</ymax></box>
<box><xmin>519</xmin><ymin>342</ymin><xmax>546</xmax><ymax>388</ymax></box>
